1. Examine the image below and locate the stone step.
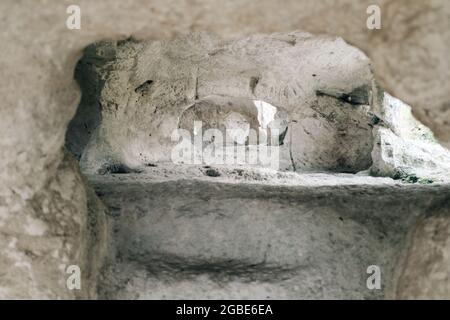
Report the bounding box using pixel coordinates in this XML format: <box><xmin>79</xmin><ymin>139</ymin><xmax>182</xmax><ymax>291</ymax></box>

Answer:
<box><xmin>88</xmin><ymin>166</ymin><xmax>450</xmax><ymax>299</ymax></box>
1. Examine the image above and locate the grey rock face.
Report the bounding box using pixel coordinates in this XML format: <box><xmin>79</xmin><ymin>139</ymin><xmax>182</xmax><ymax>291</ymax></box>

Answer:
<box><xmin>370</xmin><ymin>93</ymin><xmax>450</xmax><ymax>182</ymax></box>
<box><xmin>88</xmin><ymin>166</ymin><xmax>450</xmax><ymax>299</ymax></box>
<box><xmin>62</xmin><ymin>32</ymin><xmax>450</xmax><ymax>299</ymax></box>
<box><xmin>393</xmin><ymin>198</ymin><xmax>450</xmax><ymax>299</ymax></box>
<box><xmin>67</xmin><ymin>32</ymin><xmax>450</xmax><ymax>183</ymax></box>
<box><xmin>2</xmin><ymin>0</ymin><xmax>449</xmax><ymax>300</ymax></box>
<box><xmin>0</xmin><ymin>151</ymin><xmax>107</xmax><ymax>299</ymax></box>
<box><xmin>67</xmin><ymin>32</ymin><xmax>377</xmax><ymax>174</ymax></box>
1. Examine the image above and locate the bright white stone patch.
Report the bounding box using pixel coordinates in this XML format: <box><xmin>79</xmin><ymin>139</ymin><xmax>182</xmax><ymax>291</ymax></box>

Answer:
<box><xmin>253</xmin><ymin>100</ymin><xmax>278</xmax><ymax>145</ymax></box>
<box><xmin>254</xmin><ymin>100</ymin><xmax>277</xmax><ymax>129</ymax></box>
<box><xmin>24</xmin><ymin>215</ymin><xmax>48</xmax><ymax>236</ymax></box>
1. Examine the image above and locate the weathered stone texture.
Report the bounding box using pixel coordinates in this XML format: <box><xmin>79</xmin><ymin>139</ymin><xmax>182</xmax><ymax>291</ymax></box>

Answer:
<box><xmin>1</xmin><ymin>0</ymin><xmax>449</xmax><ymax>299</ymax></box>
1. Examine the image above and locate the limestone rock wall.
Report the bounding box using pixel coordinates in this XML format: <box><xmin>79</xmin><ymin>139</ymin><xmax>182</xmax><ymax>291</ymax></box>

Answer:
<box><xmin>67</xmin><ymin>33</ymin><xmax>376</xmax><ymax>174</ymax></box>
<box><xmin>0</xmin><ymin>151</ymin><xmax>107</xmax><ymax>299</ymax></box>
<box><xmin>0</xmin><ymin>0</ymin><xmax>449</xmax><ymax>299</ymax></box>
<box><xmin>393</xmin><ymin>198</ymin><xmax>450</xmax><ymax>299</ymax></box>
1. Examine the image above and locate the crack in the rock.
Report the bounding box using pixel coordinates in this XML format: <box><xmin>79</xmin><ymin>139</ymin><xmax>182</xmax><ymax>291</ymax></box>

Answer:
<box><xmin>316</xmin><ymin>85</ymin><xmax>371</xmax><ymax>106</ymax></box>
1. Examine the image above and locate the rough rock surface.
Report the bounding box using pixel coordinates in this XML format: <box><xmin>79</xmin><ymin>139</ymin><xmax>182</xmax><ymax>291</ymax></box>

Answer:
<box><xmin>67</xmin><ymin>33</ymin><xmax>450</xmax><ymax>184</ymax></box>
<box><xmin>66</xmin><ymin>32</ymin><xmax>450</xmax><ymax>299</ymax></box>
<box><xmin>1</xmin><ymin>0</ymin><xmax>450</xmax><ymax>299</ymax></box>
<box><xmin>393</xmin><ymin>199</ymin><xmax>450</xmax><ymax>299</ymax></box>
<box><xmin>0</xmin><ymin>151</ymin><xmax>107</xmax><ymax>299</ymax></box>
<box><xmin>67</xmin><ymin>32</ymin><xmax>377</xmax><ymax>173</ymax></box>
<box><xmin>88</xmin><ymin>165</ymin><xmax>450</xmax><ymax>299</ymax></box>
<box><xmin>370</xmin><ymin>93</ymin><xmax>450</xmax><ymax>182</ymax></box>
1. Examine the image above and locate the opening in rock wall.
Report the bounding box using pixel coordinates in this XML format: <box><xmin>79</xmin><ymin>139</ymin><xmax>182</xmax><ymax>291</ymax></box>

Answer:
<box><xmin>60</xmin><ymin>34</ymin><xmax>450</xmax><ymax>300</ymax></box>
